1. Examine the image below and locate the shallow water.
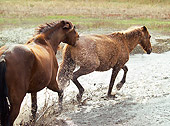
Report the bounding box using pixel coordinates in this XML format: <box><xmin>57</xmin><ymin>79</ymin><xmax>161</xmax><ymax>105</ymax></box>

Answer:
<box><xmin>52</xmin><ymin>52</ymin><xmax>170</xmax><ymax>126</ymax></box>
<box><xmin>16</xmin><ymin>51</ymin><xmax>170</xmax><ymax>126</ymax></box>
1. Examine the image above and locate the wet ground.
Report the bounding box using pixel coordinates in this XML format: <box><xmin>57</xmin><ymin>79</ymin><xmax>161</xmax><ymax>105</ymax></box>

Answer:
<box><xmin>0</xmin><ymin>27</ymin><xmax>170</xmax><ymax>126</ymax></box>
<box><xmin>57</xmin><ymin>52</ymin><xmax>170</xmax><ymax>126</ymax></box>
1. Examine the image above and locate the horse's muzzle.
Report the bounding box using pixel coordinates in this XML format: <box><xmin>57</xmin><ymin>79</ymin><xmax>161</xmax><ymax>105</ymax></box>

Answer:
<box><xmin>147</xmin><ymin>48</ymin><xmax>152</xmax><ymax>54</ymax></box>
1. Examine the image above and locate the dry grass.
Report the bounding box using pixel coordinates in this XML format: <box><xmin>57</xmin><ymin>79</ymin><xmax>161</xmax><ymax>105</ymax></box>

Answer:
<box><xmin>1</xmin><ymin>0</ymin><xmax>170</xmax><ymax>19</ymax></box>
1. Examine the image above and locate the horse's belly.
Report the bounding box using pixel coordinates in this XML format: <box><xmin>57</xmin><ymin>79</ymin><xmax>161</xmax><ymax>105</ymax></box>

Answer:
<box><xmin>96</xmin><ymin>65</ymin><xmax>111</xmax><ymax>71</ymax></box>
<box><xmin>27</xmin><ymin>86</ymin><xmax>46</xmax><ymax>93</ymax></box>
<box><xmin>96</xmin><ymin>55</ymin><xmax>118</xmax><ymax>71</ymax></box>
<box><xmin>28</xmin><ymin>76</ymin><xmax>51</xmax><ymax>92</ymax></box>
<box><xmin>96</xmin><ymin>61</ymin><xmax>116</xmax><ymax>71</ymax></box>
<box><xmin>28</xmin><ymin>66</ymin><xmax>53</xmax><ymax>92</ymax></box>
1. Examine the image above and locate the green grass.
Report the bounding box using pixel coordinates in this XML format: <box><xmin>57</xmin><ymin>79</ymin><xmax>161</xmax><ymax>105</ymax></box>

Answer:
<box><xmin>113</xmin><ymin>18</ymin><xmax>170</xmax><ymax>32</ymax></box>
<box><xmin>0</xmin><ymin>15</ymin><xmax>170</xmax><ymax>32</ymax></box>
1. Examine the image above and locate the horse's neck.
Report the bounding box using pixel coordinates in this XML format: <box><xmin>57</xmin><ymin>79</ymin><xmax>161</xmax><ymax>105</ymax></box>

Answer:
<box><xmin>124</xmin><ymin>30</ymin><xmax>141</xmax><ymax>53</ymax></box>
<box><xmin>27</xmin><ymin>35</ymin><xmax>47</xmax><ymax>45</ymax></box>
<box><xmin>48</xmin><ymin>33</ymin><xmax>62</xmax><ymax>54</ymax></box>
<box><xmin>41</xmin><ymin>27</ymin><xmax>63</xmax><ymax>54</ymax></box>
<box><xmin>28</xmin><ymin>34</ymin><xmax>60</xmax><ymax>54</ymax></box>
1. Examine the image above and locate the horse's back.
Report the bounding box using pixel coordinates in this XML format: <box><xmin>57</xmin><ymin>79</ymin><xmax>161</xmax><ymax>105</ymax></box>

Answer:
<box><xmin>93</xmin><ymin>35</ymin><xmax>122</xmax><ymax>70</ymax></box>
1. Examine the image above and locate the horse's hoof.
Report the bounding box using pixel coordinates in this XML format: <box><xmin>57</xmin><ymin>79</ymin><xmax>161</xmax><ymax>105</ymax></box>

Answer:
<box><xmin>58</xmin><ymin>106</ymin><xmax>63</xmax><ymax>114</ymax></box>
<box><xmin>79</xmin><ymin>97</ymin><xmax>89</xmax><ymax>106</ymax></box>
<box><xmin>76</xmin><ymin>94</ymin><xmax>82</xmax><ymax>103</ymax></box>
<box><xmin>30</xmin><ymin>119</ymin><xmax>36</xmax><ymax>126</ymax></box>
<box><xmin>107</xmin><ymin>94</ymin><xmax>117</xmax><ymax>99</ymax></box>
<box><xmin>116</xmin><ymin>82</ymin><xmax>123</xmax><ymax>90</ymax></box>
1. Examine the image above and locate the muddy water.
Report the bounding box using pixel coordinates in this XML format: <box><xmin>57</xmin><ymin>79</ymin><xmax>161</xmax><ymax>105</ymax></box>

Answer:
<box><xmin>0</xmin><ymin>27</ymin><xmax>170</xmax><ymax>125</ymax></box>
<box><xmin>51</xmin><ymin>52</ymin><xmax>170</xmax><ymax>126</ymax></box>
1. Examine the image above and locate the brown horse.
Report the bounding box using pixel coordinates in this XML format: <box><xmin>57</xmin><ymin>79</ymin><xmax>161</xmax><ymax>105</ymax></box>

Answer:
<box><xmin>57</xmin><ymin>26</ymin><xmax>152</xmax><ymax>103</ymax></box>
<box><xmin>0</xmin><ymin>20</ymin><xmax>79</xmax><ymax>126</ymax></box>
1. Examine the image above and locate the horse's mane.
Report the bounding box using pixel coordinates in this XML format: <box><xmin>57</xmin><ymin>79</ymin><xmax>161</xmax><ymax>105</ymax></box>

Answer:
<box><xmin>26</xmin><ymin>20</ymin><xmax>63</xmax><ymax>44</ymax></box>
<box><xmin>122</xmin><ymin>26</ymin><xmax>142</xmax><ymax>33</ymax></box>
<box><xmin>121</xmin><ymin>26</ymin><xmax>143</xmax><ymax>39</ymax></box>
<box><xmin>34</xmin><ymin>21</ymin><xmax>61</xmax><ymax>36</ymax></box>
<box><xmin>108</xmin><ymin>26</ymin><xmax>143</xmax><ymax>41</ymax></box>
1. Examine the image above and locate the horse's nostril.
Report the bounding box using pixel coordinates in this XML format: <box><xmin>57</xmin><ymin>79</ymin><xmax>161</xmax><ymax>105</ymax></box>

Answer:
<box><xmin>76</xmin><ymin>36</ymin><xmax>79</xmax><ymax>41</ymax></box>
<box><xmin>147</xmin><ymin>48</ymin><xmax>152</xmax><ymax>54</ymax></box>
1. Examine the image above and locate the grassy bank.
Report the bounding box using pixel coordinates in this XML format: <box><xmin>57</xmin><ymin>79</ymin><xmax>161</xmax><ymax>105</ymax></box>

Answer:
<box><xmin>0</xmin><ymin>15</ymin><xmax>169</xmax><ymax>33</ymax></box>
<box><xmin>0</xmin><ymin>0</ymin><xmax>170</xmax><ymax>33</ymax></box>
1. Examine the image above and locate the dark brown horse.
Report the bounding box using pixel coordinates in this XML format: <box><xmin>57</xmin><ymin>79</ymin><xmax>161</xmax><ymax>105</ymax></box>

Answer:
<box><xmin>0</xmin><ymin>20</ymin><xmax>79</xmax><ymax>126</ymax></box>
<box><xmin>57</xmin><ymin>26</ymin><xmax>152</xmax><ymax>102</ymax></box>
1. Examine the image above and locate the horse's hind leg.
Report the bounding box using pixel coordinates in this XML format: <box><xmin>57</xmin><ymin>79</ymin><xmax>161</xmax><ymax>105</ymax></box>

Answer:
<box><xmin>31</xmin><ymin>93</ymin><xmax>37</xmax><ymax>122</ymax></box>
<box><xmin>9</xmin><ymin>94</ymin><xmax>25</xmax><ymax>126</ymax></box>
<box><xmin>57</xmin><ymin>90</ymin><xmax>63</xmax><ymax>112</ymax></box>
<box><xmin>72</xmin><ymin>66</ymin><xmax>97</xmax><ymax>102</ymax></box>
<box><xmin>107</xmin><ymin>66</ymin><xmax>121</xmax><ymax>98</ymax></box>
<box><xmin>72</xmin><ymin>75</ymin><xmax>84</xmax><ymax>103</ymax></box>
<box><xmin>116</xmin><ymin>65</ymin><xmax>128</xmax><ymax>90</ymax></box>
<box><xmin>9</xmin><ymin>103</ymin><xmax>22</xmax><ymax>126</ymax></box>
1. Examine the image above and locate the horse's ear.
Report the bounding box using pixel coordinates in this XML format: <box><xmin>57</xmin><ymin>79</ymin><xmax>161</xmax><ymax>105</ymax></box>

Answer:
<box><xmin>63</xmin><ymin>24</ymin><xmax>70</xmax><ymax>29</ymax></box>
<box><xmin>61</xmin><ymin>20</ymin><xmax>70</xmax><ymax>29</ymax></box>
<box><xmin>142</xmin><ymin>26</ymin><xmax>147</xmax><ymax>31</ymax></box>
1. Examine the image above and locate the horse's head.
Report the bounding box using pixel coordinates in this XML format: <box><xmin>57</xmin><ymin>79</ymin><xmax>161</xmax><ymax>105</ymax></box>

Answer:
<box><xmin>60</xmin><ymin>20</ymin><xmax>79</xmax><ymax>46</ymax></box>
<box><xmin>139</xmin><ymin>26</ymin><xmax>152</xmax><ymax>54</ymax></box>
<box><xmin>34</xmin><ymin>20</ymin><xmax>79</xmax><ymax>47</ymax></box>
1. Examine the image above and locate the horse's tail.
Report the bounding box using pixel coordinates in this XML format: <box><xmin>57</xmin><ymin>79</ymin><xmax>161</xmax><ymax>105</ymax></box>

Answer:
<box><xmin>57</xmin><ymin>45</ymin><xmax>76</xmax><ymax>90</ymax></box>
<box><xmin>0</xmin><ymin>57</ymin><xmax>10</xmax><ymax>126</ymax></box>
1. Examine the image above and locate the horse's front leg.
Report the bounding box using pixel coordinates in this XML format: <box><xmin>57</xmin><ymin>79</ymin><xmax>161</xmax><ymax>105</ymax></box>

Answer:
<box><xmin>31</xmin><ymin>93</ymin><xmax>37</xmax><ymax>121</ymax></box>
<box><xmin>116</xmin><ymin>65</ymin><xmax>128</xmax><ymax>90</ymax></box>
<box><xmin>107</xmin><ymin>66</ymin><xmax>121</xmax><ymax>98</ymax></box>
